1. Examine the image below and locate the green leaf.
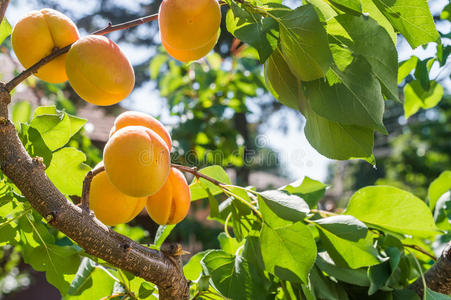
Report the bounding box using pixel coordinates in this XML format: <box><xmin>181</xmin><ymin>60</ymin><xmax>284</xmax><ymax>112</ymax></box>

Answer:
<box><xmin>314</xmin><ymin>215</ymin><xmax>368</xmax><ymax>242</ymax></box>
<box><xmin>329</xmin><ymin>0</ymin><xmax>362</xmax><ymax>14</ymax></box>
<box><xmin>189</xmin><ymin>166</ymin><xmax>231</xmax><ymax>201</ymax></box>
<box><xmin>201</xmin><ymin>250</ymin><xmax>267</xmax><ymax>300</ymax></box>
<box><xmin>279</xmin><ymin>4</ymin><xmax>332</xmax><ymax>81</ymax></box>
<box><xmin>19</xmin><ymin>217</ymin><xmax>80</xmax><ymax>295</ymax></box>
<box><xmin>218</xmin><ymin>232</ymin><xmax>244</xmax><ymax>254</ymax></box>
<box><xmin>67</xmin><ymin>258</ymin><xmax>96</xmax><ymax>295</ymax></box>
<box><xmin>226</xmin><ymin>2</ymin><xmax>278</xmax><ymax>62</ymax></box>
<box><xmin>425</xmin><ymin>288</ymin><xmax>451</xmax><ymax>300</ymax></box>
<box><xmin>242</xmin><ymin>235</ymin><xmax>266</xmax><ymax>273</ymax></box>
<box><xmin>404</xmin><ymin>80</ymin><xmax>444</xmax><ymax>119</ymax></box>
<box><xmin>30</xmin><ymin>106</ymin><xmax>86</xmax><ymax>151</ymax></box>
<box><xmin>306</xmin><ymin>0</ymin><xmax>337</xmax><ymax>21</ymax></box>
<box><xmin>333</xmin><ymin>15</ymin><xmax>399</xmax><ymax>102</ymax></box>
<box><xmin>19</xmin><ymin>124</ymin><xmax>53</xmax><ymax>167</ymax></box>
<box><xmin>153</xmin><ymin>224</ymin><xmax>175</xmax><ymax>248</ymax></box>
<box><xmin>258</xmin><ymin>190</ymin><xmax>309</xmax><ymax>222</ymax></box>
<box><xmin>183</xmin><ymin>250</ymin><xmax>209</xmax><ymax>281</ymax></box>
<box><xmin>281</xmin><ymin>176</ymin><xmax>327</xmax><ymax>209</ymax></box>
<box><xmin>367</xmin><ymin>261</ymin><xmax>392</xmax><ymax>295</ymax></box>
<box><xmin>12</xmin><ymin>101</ymin><xmax>32</xmax><ymax>129</ymax></box>
<box><xmin>305</xmin><ymin>57</ymin><xmax>387</xmax><ymax>134</ymax></box>
<box><xmin>139</xmin><ymin>282</ymin><xmax>156</xmax><ymax>299</ymax></box>
<box><xmin>149</xmin><ymin>54</ymin><xmax>168</xmax><ymax>80</ymax></box>
<box><xmin>46</xmin><ymin>148</ymin><xmax>91</xmax><ymax>196</ymax></box>
<box><xmin>260</xmin><ymin>222</ymin><xmax>316</xmax><ymax>283</ymax></box>
<box><xmin>0</xmin><ymin>18</ymin><xmax>12</xmax><ymax>45</ymax></box>
<box><xmin>310</xmin><ymin>266</ymin><xmax>351</xmax><ymax>300</ymax></box>
<box><xmin>428</xmin><ymin>171</ymin><xmax>451</xmax><ymax>211</ymax></box>
<box><xmin>317</xmin><ymin>225</ymin><xmax>379</xmax><ymax>269</ymax></box>
<box><xmin>361</xmin><ymin>0</ymin><xmax>397</xmax><ymax>43</ymax></box>
<box><xmin>398</xmin><ymin>56</ymin><xmax>418</xmax><ymax>84</ymax></box>
<box><xmin>371</xmin><ymin>0</ymin><xmax>439</xmax><ymax>48</ymax></box>
<box><xmin>316</xmin><ymin>254</ymin><xmax>370</xmax><ymax>286</ymax></box>
<box><xmin>264</xmin><ymin>49</ymin><xmax>300</xmax><ymax>110</ymax></box>
<box><xmin>303</xmin><ymin>100</ymin><xmax>375</xmax><ymax>161</ymax></box>
<box><xmin>345</xmin><ymin>186</ymin><xmax>439</xmax><ymax>237</ymax></box>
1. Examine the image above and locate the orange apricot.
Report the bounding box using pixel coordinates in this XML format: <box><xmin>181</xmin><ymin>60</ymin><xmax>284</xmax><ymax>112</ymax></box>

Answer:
<box><xmin>146</xmin><ymin>168</ymin><xmax>191</xmax><ymax>225</ymax></box>
<box><xmin>11</xmin><ymin>8</ymin><xmax>79</xmax><ymax>83</ymax></box>
<box><xmin>110</xmin><ymin>111</ymin><xmax>172</xmax><ymax>151</ymax></box>
<box><xmin>90</xmin><ymin>164</ymin><xmax>146</xmax><ymax>226</ymax></box>
<box><xmin>65</xmin><ymin>35</ymin><xmax>135</xmax><ymax>106</ymax></box>
<box><xmin>159</xmin><ymin>0</ymin><xmax>221</xmax><ymax>62</ymax></box>
<box><xmin>104</xmin><ymin>126</ymin><xmax>170</xmax><ymax>197</ymax></box>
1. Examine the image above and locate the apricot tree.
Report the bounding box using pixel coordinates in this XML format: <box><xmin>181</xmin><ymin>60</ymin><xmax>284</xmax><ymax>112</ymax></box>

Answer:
<box><xmin>0</xmin><ymin>0</ymin><xmax>450</xmax><ymax>299</ymax></box>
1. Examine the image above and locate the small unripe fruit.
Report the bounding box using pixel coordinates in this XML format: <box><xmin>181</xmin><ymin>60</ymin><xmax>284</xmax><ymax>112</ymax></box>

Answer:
<box><xmin>159</xmin><ymin>0</ymin><xmax>221</xmax><ymax>62</ymax></box>
<box><xmin>90</xmin><ymin>165</ymin><xmax>146</xmax><ymax>226</ymax></box>
<box><xmin>11</xmin><ymin>8</ymin><xmax>79</xmax><ymax>83</ymax></box>
<box><xmin>65</xmin><ymin>35</ymin><xmax>135</xmax><ymax>106</ymax></box>
<box><xmin>146</xmin><ymin>168</ymin><xmax>191</xmax><ymax>225</ymax></box>
<box><xmin>110</xmin><ymin>111</ymin><xmax>172</xmax><ymax>150</ymax></box>
<box><xmin>104</xmin><ymin>126</ymin><xmax>170</xmax><ymax>197</ymax></box>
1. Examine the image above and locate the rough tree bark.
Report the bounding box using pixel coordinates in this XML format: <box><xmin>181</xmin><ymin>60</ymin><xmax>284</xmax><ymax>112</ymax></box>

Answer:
<box><xmin>409</xmin><ymin>242</ymin><xmax>451</xmax><ymax>297</ymax></box>
<box><xmin>0</xmin><ymin>1</ymin><xmax>189</xmax><ymax>298</ymax></box>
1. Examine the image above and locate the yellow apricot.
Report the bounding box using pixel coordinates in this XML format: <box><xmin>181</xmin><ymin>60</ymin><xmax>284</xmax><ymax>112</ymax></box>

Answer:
<box><xmin>104</xmin><ymin>126</ymin><xmax>170</xmax><ymax>197</ymax></box>
<box><xmin>90</xmin><ymin>165</ymin><xmax>146</xmax><ymax>226</ymax></box>
<box><xmin>146</xmin><ymin>168</ymin><xmax>191</xmax><ymax>225</ymax></box>
<box><xmin>65</xmin><ymin>35</ymin><xmax>135</xmax><ymax>106</ymax></box>
<box><xmin>110</xmin><ymin>111</ymin><xmax>172</xmax><ymax>151</ymax></box>
<box><xmin>161</xmin><ymin>31</ymin><xmax>219</xmax><ymax>63</ymax></box>
<box><xmin>11</xmin><ymin>8</ymin><xmax>79</xmax><ymax>83</ymax></box>
<box><xmin>159</xmin><ymin>0</ymin><xmax>221</xmax><ymax>62</ymax></box>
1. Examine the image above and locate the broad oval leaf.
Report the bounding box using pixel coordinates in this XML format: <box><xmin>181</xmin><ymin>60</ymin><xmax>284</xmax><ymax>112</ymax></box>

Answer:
<box><xmin>345</xmin><ymin>186</ymin><xmax>439</xmax><ymax>237</ymax></box>
<box><xmin>260</xmin><ymin>222</ymin><xmax>316</xmax><ymax>283</ymax></box>
<box><xmin>189</xmin><ymin>165</ymin><xmax>231</xmax><ymax>201</ymax></box>
<box><xmin>201</xmin><ymin>250</ymin><xmax>267</xmax><ymax>300</ymax></box>
<box><xmin>372</xmin><ymin>0</ymin><xmax>439</xmax><ymax>48</ymax></box>
<box><xmin>259</xmin><ymin>190</ymin><xmax>310</xmax><ymax>222</ymax></box>
<box><xmin>314</xmin><ymin>215</ymin><xmax>368</xmax><ymax>242</ymax></box>
<box><xmin>279</xmin><ymin>4</ymin><xmax>332</xmax><ymax>81</ymax></box>
<box><xmin>428</xmin><ymin>171</ymin><xmax>451</xmax><ymax>210</ymax></box>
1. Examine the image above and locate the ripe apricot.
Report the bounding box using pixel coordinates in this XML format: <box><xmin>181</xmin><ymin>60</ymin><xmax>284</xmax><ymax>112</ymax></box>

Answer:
<box><xmin>104</xmin><ymin>126</ymin><xmax>170</xmax><ymax>197</ymax></box>
<box><xmin>11</xmin><ymin>8</ymin><xmax>79</xmax><ymax>83</ymax></box>
<box><xmin>159</xmin><ymin>0</ymin><xmax>221</xmax><ymax>62</ymax></box>
<box><xmin>65</xmin><ymin>35</ymin><xmax>135</xmax><ymax>106</ymax></box>
<box><xmin>110</xmin><ymin>111</ymin><xmax>172</xmax><ymax>150</ymax></box>
<box><xmin>90</xmin><ymin>165</ymin><xmax>146</xmax><ymax>226</ymax></box>
<box><xmin>146</xmin><ymin>168</ymin><xmax>191</xmax><ymax>225</ymax></box>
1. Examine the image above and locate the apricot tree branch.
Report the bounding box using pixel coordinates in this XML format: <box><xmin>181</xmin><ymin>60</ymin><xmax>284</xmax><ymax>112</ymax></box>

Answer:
<box><xmin>80</xmin><ymin>164</ymin><xmax>105</xmax><ymax>211</ymax></box>
<box><xmin>403</xmin><ymin>243</ymin><xmax>437</xmax><ymax>262</ymax></box>
<box><xmin>409</xmin><ymin>242</ymin><xmax>451</xmax><ymax>297</ymax></box>
<box><xmin>4</xmin><ymin>13</ymin><xmax>159</xmax><ymax>92</ymax></box>
<box><xmin>0</xmin><ymin>93</ymin><xmax>189</xmax><ymax>298</ymax></box>
<box><xmin>0</xmin><ymin>0</ymin><xmax>10</xmax><ymax>24</ymax></box>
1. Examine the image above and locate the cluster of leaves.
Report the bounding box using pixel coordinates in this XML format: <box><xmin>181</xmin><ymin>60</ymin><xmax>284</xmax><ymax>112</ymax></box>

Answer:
<box><xmin>180</xmin><ymin>166</ymin><xmax>450</xmax><ymax>300</ymax></box>
<box><xmin>224</xmin><ymin>0</ymin><xmax>443</xmax><ymax>162</ymax></box>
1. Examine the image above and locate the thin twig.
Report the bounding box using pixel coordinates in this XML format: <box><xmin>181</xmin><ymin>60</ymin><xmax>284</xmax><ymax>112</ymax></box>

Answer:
<box><xmin>403</xmin><ymin>243</ymin><xmax>437</xmax><ymax>261</ymax></box>
<box><xmin>92</xmin><ymin>13</ymin><xmax>158</xmax><ymax>35</ymax></box>
<box><xmin>171</xmin><ymin>163</ymin><xmax>225</xmax><ymax>187</ymax></box>
<box><xmin>5</xmin><ymin>13</ymin><xmax>159</xmax><ymax>92</ymax></box>
<box><xmin>0</xmin><ymin>0</ymin><xmax>10</xmax><ymax>25</ymax></box>
<box><xmin>80</xmin><ymin>165</ymin><xmax>105</xmax><ymax>211</ymax></box>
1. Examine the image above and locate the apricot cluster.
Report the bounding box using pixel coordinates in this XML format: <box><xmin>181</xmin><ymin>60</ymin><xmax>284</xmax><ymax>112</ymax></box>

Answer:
<box><xmin>159</xmin><ymin>0</ymin><xmax>221</xmax><ymax>62</ymax></box>
<box><xmin>11</xmin><ymin>9</ymin><xmax>134</xmax><ymax>106</ymax></box>
<box><xmin>89</xmin><ymin>111</ymin><xmax>191</xmax><ymax>226</ymax></box>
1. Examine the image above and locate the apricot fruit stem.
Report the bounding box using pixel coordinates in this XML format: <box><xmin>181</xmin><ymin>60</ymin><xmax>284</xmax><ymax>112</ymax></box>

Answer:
<box><xmin>5</xmin><ymin>13</ymin><xmax>158</xmax><ymax>92</ymax></box>
<box><xmin>80</xmin><ymin>164</ymin><xmax>105</xmax><ymax>211</ymax></box>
